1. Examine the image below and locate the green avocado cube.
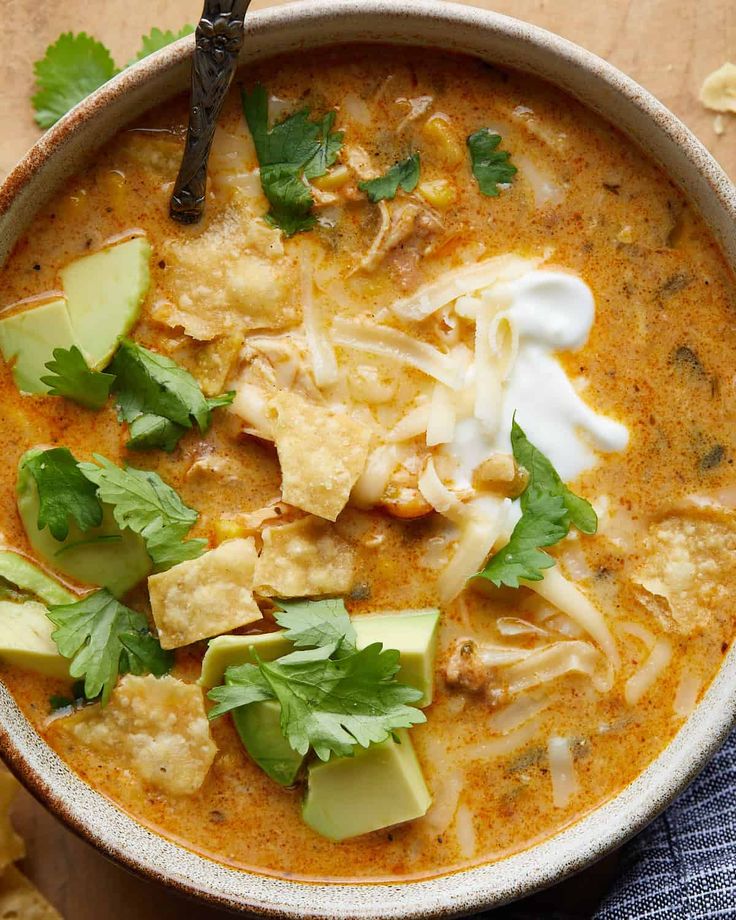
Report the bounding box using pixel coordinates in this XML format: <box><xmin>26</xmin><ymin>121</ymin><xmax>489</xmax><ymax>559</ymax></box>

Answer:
<box><xmin>0</xmin><ymin>599</ymin><xmax>69</xmax><ymax>679</ymax></box>
<box><xmin>0</xmin><ymin>551</ymin><xmax>76</xmax><ymax>606</ymax></box>
<box><xmin>199</xmin><ymin>610</ymin><xmax>440</xmax><ymax>705</ymax></box>
<box><xmin>61</xmin><ymin>236</ymin><xmax>151</xmax><ymax>369</ymax></box>
<box><xmin>353</xmin><ymin>609</ymin><xmax>439</xmax><ymax>707</ymax></box>
<box><xmin>17</xmin><ymin>449</ymin><xmax>152</xmax><ymax>597</ymax></box>
<box><xmin>232</xmin><ymin>699</ymin><xmax>304</xmax><ymax>787</ymax></box>
<box><xmin>302</xmin><ymin>731</ymin><xmax>431</xmax><ymax>841</ymax></box>
<box><xmin>199</xmin><ymin>632</ymin><xmax>292</xmax><ymax>688</ymax></box>
<box><xmin>0</xmin><ymin>298</ymin><xmax>77</xmax><ymax>394</ymax></box>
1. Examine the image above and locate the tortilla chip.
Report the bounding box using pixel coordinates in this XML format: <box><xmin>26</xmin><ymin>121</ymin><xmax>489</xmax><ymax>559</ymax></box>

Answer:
<box><xmin>633</xmin><ymin>507</ymin><xmax>736</xmax><ymax>633</ymax></box>
<box><xmin>158</xmin><ymin>210</ymin><xmax>297</xmax><ymax>341</ymax></box>
<box><xmin>0</xmin><ymin>866</ymin><xmax>61</xmax><ymax>920</ymax></box>
<box><xmin>254</xmin><ymin>516</ymin><xmax>356</xmax><ymax>597</ymax></box>
<box><xmin>148</xmin><ymin>539</ymin><xmax>262</xmax><ymax>650</ymax></box>
<box><xmin>60</xmin><ymin>675</ymin><xmax>217</xmax><ymax>796</ymax></box>
<box><xmin>0</xmin><ymin>771</ymin><xmax>24</xmax><ymax>871</ymax></box>
<box><xmin>269</xmin><ymin>391</ymin><xmax>372</xmax><ymax>521</ymax></box>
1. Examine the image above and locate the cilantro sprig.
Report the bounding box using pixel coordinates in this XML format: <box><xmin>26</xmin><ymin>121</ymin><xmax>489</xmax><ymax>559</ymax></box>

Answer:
<box><xmin>48</xmin><ymin>588</ymin><xmax>173</xmax><ymax>704</ymax></box>
<box><xmin>41</xmin><ymin>346</ymin><xmax>114</xmax><ymax>410</ymax></box>
<box><xmin>358</xmin><ymin>153</ymin><xmax>421</xmax><ymax>203</ymax></box>
<box><xmin>242</xmin><ymin>84</ymin><xmax>344</xmax><ymax>236</ymax></box>
<box><xmin>79</xmin><ymin>454</ymin><xmax>206</xmax><ymax>569</ymax></box>
<box><xmin>32</xmin><ymin>27</ymin><xmax>194</xmax><ymax>129</ymax></box>
<box><xmin>475</xmin><ymin>420</ymin><xmax>597</xmax><ymax>588</ymax></box>
<box><xmin>21</xmin><ymin>447</ymin><xmax>205</xmax><ymax>572</ymax></box>
<box><xmin>467</xmin><ymin>128</ymin><xmax>517</xmax><ymax>197</ymax></box>
<box><xmin>208</xmin><ymin>599</ymin><xmax>425</xmax><ymax>761</ymax></box>
<box><xmin>109</xmin><ymin>340</ymin><xmax>234</xmax><ymax>452</ymax></box>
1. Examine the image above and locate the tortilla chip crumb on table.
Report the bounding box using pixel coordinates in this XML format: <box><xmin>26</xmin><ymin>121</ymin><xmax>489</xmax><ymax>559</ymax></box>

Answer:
<box><xmin>0</xmin><ymin>866</ymin><xmax>62</xmax><ymax>920</ymax></box>
<box><xmin>0</xmin><ymin>768</ymin><xmax>60</xmax><ymax>918</ymax></box>
<box><xmin>0</xmin><ymin>772</ymin><xmax>24</xmax><ymax>871</ymax></box>
<box><xmin>700</xmin><ymin>61</ymin><xmax>736</xmax><ymax>112</ymax></box>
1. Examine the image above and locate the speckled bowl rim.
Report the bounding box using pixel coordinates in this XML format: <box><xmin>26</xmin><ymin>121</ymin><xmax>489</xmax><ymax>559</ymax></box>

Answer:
<box><xmin>1</xmin><ymin>1</ymin><xmax>736</xmax><ymax>916</ymax></box>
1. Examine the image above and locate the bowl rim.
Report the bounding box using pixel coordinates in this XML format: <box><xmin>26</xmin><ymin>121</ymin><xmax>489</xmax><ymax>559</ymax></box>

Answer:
<box><xmin>1</xmin><ymin>1</ymin><xmax>736</xmax><ymax>916</ymax></box>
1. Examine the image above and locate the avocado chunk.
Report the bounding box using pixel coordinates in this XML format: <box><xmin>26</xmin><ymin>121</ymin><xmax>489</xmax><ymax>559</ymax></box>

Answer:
<box><xmin>0</xmin><ymin>599</ymin><xmax>69</xmax><ymax>679</ymax></box>
<box><xmin>17</xmin><ymin>451</ymin><xmax>152</xmax><ymax>597</ymax></box>
<box><xmin>61</xmin><ymin>237</ymin><xmax>151</xmax><ymax>369</ymax></box>
<box><xmin>353</xmin><ymin>609</ymin><xmax>439</xmax><ymax>707</ymax></box>
<box><xmin>199</xmin><ymin>610</ymin><xmax>439</xmax><ymax>704</ymax></box>
<box><xmin>232</xmin><ymin>699</ymin><xmax>304</xmax><ymax>787</ymax></box>
<box><xmin>302</xmin><ymin>731</ymin><xmax>431</xmax><ymax>841</ymax></box>
<box><xmin>0</xmin><ymin>298</ymin><xmax>77</xmax><ymax>394</ymax></box>
<box><xmin>0</xmin><ymin>551</ymin><xmax>76</xmax><ymax>605</ymax></box>
<box><xmin>199</xmin><ymin>632</ymin><xmax>292</xmax><ymax>688</ymax></box>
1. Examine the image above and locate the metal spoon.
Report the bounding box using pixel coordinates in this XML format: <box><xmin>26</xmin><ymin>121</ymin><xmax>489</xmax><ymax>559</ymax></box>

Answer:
<box><xmin>170</xmin><ymin>0</ymin><xmax>250</xmax><ymax>224</ymax></box>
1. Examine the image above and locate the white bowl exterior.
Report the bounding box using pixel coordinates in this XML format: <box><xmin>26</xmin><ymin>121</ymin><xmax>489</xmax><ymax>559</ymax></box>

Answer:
<box><xmin>1</xmin><ymin>2</ymin><xmax>736</xmax><ymax>916</ymax></box>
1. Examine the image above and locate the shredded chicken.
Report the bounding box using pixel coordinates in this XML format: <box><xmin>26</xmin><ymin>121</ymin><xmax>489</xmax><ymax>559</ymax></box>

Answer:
<box><xmin>445</xmin><ymin>639</ymin><xmax>490</xmax><ymax>693</ymax></box>
<box><xmin>361</xmin><ymin>201</ymin><xmax>443</xmax><ymax>274</ymax></box>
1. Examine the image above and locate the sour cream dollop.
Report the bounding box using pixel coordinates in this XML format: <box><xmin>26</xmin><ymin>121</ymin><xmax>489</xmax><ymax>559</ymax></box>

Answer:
<box><xmin>445</xmin><ymin>269</ymin><xmax>629</xmax><ymax>487</ymax></box>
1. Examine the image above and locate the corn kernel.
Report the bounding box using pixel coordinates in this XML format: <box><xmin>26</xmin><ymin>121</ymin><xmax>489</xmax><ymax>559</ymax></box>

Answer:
<box><xmin>214</xmin><ymin>518</ymin><xmax>247</xmax><ymax>543</ymax></box>
<box><xmin>312</xmin><ymin>165</ymin><xmax>350</xmax><ymax>191</ymax></box>
<box><xmin>616</xmin><ymin>225</ymin><xmax>634</xmax><ymax>244</ymax></box>
<box><xmin>418</xmin><ymin>179</ymin><xmax>457</xmax><ymax>208</ymax></box>
<box><xmin>422</xmin><ymin>114</ymin><xmax>463</xmax><ymax>165</ymax></box>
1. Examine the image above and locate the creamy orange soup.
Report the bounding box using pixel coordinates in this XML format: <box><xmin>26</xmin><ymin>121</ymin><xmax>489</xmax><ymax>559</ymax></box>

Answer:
<box><xmin>0</xmin><ymin>46</ymin><xmax>735</xmax><ymax>882</ymax></box>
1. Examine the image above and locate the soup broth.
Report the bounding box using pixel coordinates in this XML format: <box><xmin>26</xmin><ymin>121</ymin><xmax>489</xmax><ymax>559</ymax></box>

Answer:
<box><xmin>0</xmin><ymin>46</ymin><xmax>735</xmax><ymax>882</ymax></box>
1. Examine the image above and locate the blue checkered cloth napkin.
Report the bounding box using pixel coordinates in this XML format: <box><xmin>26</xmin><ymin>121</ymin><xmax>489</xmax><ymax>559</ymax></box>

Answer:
<box><xmin>594</xmin><ymin>727</ymin><xmax>736</xmax><ymax>919</ymax></box>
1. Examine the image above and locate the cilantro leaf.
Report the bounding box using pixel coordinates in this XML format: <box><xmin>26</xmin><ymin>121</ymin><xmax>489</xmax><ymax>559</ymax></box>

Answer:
<box><xmin>130</xmin><ymin>25</ymin><xmax>195</xmax><ymax>65</ymax></box>
<box><xmin>40</xmin><ymin>346</ymin><xmax>114</xmax><ymax>410</ymax></box>
<box><xmin>477</xmin><ymin>491</ymin><xmax>569</xmax><ymax>588</ymax></box>
<box><xmin>119</xmin><ymin>630</ymin><xmax>175</xmax><ymax>677</ymax></box>
<box><xmin>32</xmin><ymin>33</ymin><xmax>118</xmax><ymax>129</ymax></box>
<box><xmin>126</xmin><ymin>414</ymin><xmax>185</xmax><ymax>453</ymax></box>
<box><xmin>78</xmin><ymin>454</ymin><xmax>206</xmax><ymax>569</ymax></box>
<box><xmin>47</xmin><ymin>588</ymin><xmax>171</xmax><ymax>704</ymax></box>
<box><xmin>242</xmin><ymin>84</ymin><xmax>344</xmax><ymax>236</ymax></box>
<box><xmin>261</xmin><ymin>645</ymin><xmax>425</xmax><ymax>760</ymax></box>
<box><xmin>273</xmin><ymin>598</ymin><xmax>357</xmax><ymax>662</ymax></box>
<box><xmin>207</xmin><ymin>664</ymin><xmax>274</xmax><ymax>719</ymax></box>
<box><xmin>467</xmin><ymin>128</ymin><xmax>517</xmax><ymax>197</ymax></box>
<box><xmin>475</xmin><ymin>420</ymin><xmax>598</xmax><ymax>588</ymax></box>
<box><xmin>23</xmin><ymin>448</ymin><xmax>103</xmax><ymax>541</ymax></box>
<box><xmin>32</xmin><ymin>25</ymin><xmax>194</xmax><ymax>128</ymax></box>
<box><xmin>109</xmin><ymin>340</ymin><xmax>233</xmax><ymax>452</ymax></box>
<box><xmin>511</xmin><ymin>421</ymin><xmax>598</xmax><ymax>534</ymax></box>
<box><xmin>358</xmin><ymin>153</ymin><xmax>421</xmax><ymax>203</ymax></box>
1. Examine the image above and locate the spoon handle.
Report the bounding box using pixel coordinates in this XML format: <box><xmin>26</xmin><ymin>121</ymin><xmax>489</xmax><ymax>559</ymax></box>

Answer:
<box><xmin>170</xmin><ymin>0</ymin><xmax>250</xmax><ymax>224</ymax></box>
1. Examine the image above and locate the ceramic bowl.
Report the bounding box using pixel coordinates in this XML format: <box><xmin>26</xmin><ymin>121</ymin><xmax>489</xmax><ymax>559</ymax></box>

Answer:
<box><xmin>1</xmin><ymin>1</ymin><xmax>735</xmax><ymax>916</ymax></box>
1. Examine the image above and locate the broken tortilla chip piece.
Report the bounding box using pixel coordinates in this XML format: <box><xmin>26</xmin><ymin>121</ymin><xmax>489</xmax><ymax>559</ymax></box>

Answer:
<box><xmin>0</xmin><ymin>771</ymin><xmax>24</xmax><ymax>872</ymax></box>
<box><xmin>57</xmin><ymin>675</ymin><xmax>217</xmax><ymax>796</ymax></box>
<box><xmin>148</xmin><ymin>538</ymin><xmax>262</xmax><ymax>649</ymax></box>
<box><xmin>700</xmin><ymin>62</ymin><xmax>736</xmax><ymax>113</ymax></box>
<box><xmin>632</xmin><ymin>507</ymin><xmax>736</xmax><ymax>633</ymax></box>
<box><xmin>254</xmin><ymin>516</ymin><xmax>355</xmax><ymax>597</ymax></box>
<box><xmin>269</xmin><ymin>391</ymin><xmax>372</xmax><ymax>521</ymax></box>
<box><xmin>0</xmin><ymin>866</ymin><xmax>62</xmax><ymax>920</ymax></box>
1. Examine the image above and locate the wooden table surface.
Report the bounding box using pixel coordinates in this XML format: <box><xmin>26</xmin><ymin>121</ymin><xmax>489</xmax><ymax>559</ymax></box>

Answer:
<box><xmin>2</xmin><ymin>1</ymin><xmax>735</xmax><ymax>917</ymax></box>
